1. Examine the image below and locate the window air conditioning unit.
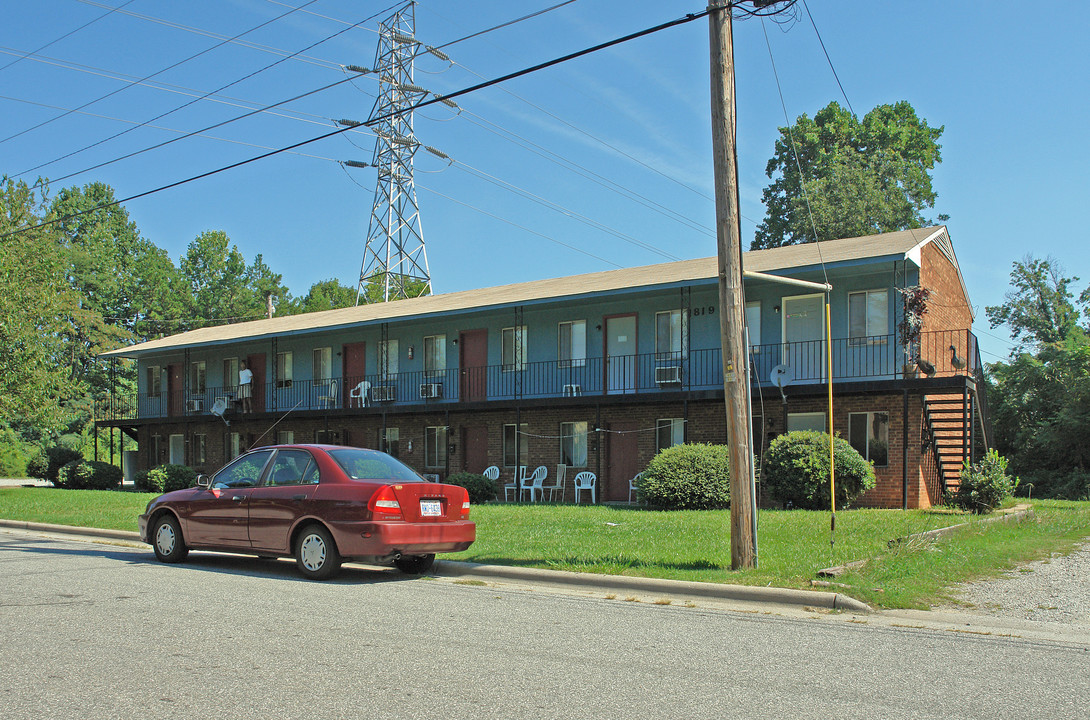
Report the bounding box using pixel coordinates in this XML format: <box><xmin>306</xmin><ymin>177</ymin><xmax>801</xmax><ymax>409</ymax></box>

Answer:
<box><xmin>563</xmin><ymin>384</ymin><xmax>582</xmax><ymax>397</ymax></box>
<box><xmin>419</xmin><ymin>382</ymin><xmax>443</xmax><ymax>399</ymax></box>
<box><xmin>655</xmin><ymin>366</ymin><xmax>682</xmax><ymax>384</ymax></box>
<box><xmin>187</xmin><ymin>397</ymin><xmax>204</xmax><ymax>412</ymax></box>
<box><xmin>371</xmin><ymin>386</ymin><xmax>396</xmax><ymax>402</ymax></box>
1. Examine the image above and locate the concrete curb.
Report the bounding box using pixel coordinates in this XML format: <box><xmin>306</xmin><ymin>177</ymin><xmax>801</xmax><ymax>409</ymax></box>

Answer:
<box><xmin>0</xmin><ymin>519</ymin><xmax>871</xmax><ymax>614</ymax></box>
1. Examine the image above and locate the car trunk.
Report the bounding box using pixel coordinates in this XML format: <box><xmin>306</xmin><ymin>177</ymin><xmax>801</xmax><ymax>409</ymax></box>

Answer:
<box><xmin>389</xmin><ymin>482</ymin><xmax>464</xmax><ymax>522</ymax></box>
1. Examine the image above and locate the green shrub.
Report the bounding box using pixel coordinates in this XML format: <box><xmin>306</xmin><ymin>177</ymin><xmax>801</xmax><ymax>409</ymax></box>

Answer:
<box><xmin>26</xmin><ymin>451</ymin><xmax>49</xmax><ymax>480</ymax></box>
<box><xmin>949</xmin><ymin>449</ymin><xmax>1019</xmax><ymax>513</ymax></box>
<box><xmin>133</xmin><ymin>469</ymin><xmax>154</xmax><ymax>493</ymax></box>
<box><xmin>145</xmin><ymin>464</ymin><xmax>198</xmax><ymax>493</ymax></box>
<box><xmin>445</xmin><ymin>472</ymin><xmax>496</xmax><ymax>504</ymax></box>
<box><xmin>56</xmin><ymin>460</ymin><xmax>122</xmax><ymax>490</ymax></box>
<box><xmin>639</xmin><ymin>443</ymin><xmax>730</xmax><ymax>510</ymax></box>
<box><xmin>761</xmin><ymin>431</ymin><xmax>876</xmax><ymax>510</ymax></box>
<box><xmin>43</xmin><ymin>446</ymin><xmax>84</xmax><ymax>482</ymax></box>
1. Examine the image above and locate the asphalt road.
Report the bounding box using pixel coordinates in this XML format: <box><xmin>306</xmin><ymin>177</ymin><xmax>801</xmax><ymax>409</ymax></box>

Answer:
<box><xmin>2</xmin><ymin>530</ymin><xmax>1088</xmax><ymax>720</ymax></box>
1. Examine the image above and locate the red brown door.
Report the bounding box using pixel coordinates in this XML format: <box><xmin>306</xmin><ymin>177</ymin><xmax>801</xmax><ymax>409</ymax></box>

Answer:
<box><xmin>342</xmin><ymin>342</ymin><xmax>366</xmax><ymax>408</ymax></box>
<box><xmin>167</xmin><ymin>364</ymin><xmax>183</xmax><ymax>417</ymax></box>
<box><xmin>463</xmin><ymin>425</ymin><xmax>489</xmax><ymax>472</ymax></box>
<box><xmin>606</xmin><ymin>420</ymin><xmax>640</xmax><ymax>502</ymax></box>
<box><xmin>247</xmin><ymin>353</ymin><xmax>266</xmax><ymax>413</ymax></box>
<box><xmin>459</xmin><ymin>329</ymin><xmax>488</xmax><ymax>402</ymax></box>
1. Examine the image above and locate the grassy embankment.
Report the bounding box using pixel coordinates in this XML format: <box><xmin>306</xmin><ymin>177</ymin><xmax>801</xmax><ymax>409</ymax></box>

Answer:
<box><xmin>2</xmin><ymin>486</ymin><xmax>1087</xmax><ymax>608</ymax></box>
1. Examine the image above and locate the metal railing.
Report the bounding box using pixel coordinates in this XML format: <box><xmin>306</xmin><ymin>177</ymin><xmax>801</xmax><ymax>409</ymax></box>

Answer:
<box><xmin>94</xmin><ymin>329</ymin><xmax>979</xmax><ymax>422</ymax></box>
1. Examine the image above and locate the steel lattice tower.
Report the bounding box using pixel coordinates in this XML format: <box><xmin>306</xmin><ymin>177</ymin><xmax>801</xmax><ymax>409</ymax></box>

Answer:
<box><xmin>356</xmin><ymin>2</ymin><xmax>432</xmax><ymax>304</ymax></box>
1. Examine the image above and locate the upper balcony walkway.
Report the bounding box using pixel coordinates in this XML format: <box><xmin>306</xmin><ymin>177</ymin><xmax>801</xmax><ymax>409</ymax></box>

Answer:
<box><xmin>95</xmin><ymin>329</ymin><xmax>982</xmax><ymax>423</ymax></box>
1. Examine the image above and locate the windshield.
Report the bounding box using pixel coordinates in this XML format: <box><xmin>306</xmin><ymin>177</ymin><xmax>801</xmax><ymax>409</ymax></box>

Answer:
<box><xmin>327</xmin><ymin>448</ymin><xmax>424</xmax><ymax>483</ymax></box>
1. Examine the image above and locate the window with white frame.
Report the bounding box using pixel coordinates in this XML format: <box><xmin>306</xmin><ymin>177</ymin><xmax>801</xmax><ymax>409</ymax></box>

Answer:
<box><xmin>194</xmin><ymin>434</ymin><xmax>207</xmax><ymax>465</ymax></box>
<box><xmin>848</xmin><ymin>289</ymin><xmax>888</xmax><ymax>343</ymax></box>
<box><xmin>425</xmin><ymin>426</ymin><xmax>448</xmax><ymax>468</ymax></box>
<box><xmin>313</xmin><ymin>347</ymin><xmax>332</xmax><ymax>381</ymax></box>
<box><xmin>655</xmin><ymin>310</ymin><xmax>687</xmax><ymax>359</ymax></box>
<box><xmin>559</xmin><ymin>421</ymin><xmax>588</xmax><ymax>467</ymax></box>
<box><xmin>229</xmin><ymin>432</ymin><xmax>241</xmax><ymax>460</ymax></box>
<box><xmin>424</xmin><ymin>335</ymin><xmax>446</xmax><ymax>376</ymax></box>
<box><xmin>190</xmin><ymin>361</ymin><xmax>206</xmax><ymax>393</ymax></box>
<box><xmin>502</xmin><ymin>326</ymin><xmax>527</xmax><ymax>372</ymax></box>
<box><xmin>378</xmin><ymin>339</ymin><xmax>399</xmax><ymax>380</ymax></box>
<box><xmin>745</xmin><ymin>301</ymin><xmax>762</xmax><ymax>349</ymax></box>
<box><xmin>223</xmin><ymin>357</ymin><xmax>238</xmax><ymax>392</ymax></box>
<box><xmin>787</xmin><ymin>412</ymin><xmax>826</xmax><ymax>433</ymax></box>
<box><xmin>503</xmin><ymin>423</ymin><xmax>528</xmax><ymax>467</ymax></box>
<box><xmin>381</xmin><ymin>427</ymin><xmax>400</xmax><ymax>458</ymax></box>
<box><xmin>277</xmin><ymin>430</ymin><xmax>294</xmax><ymax>445</ymax></box>
<box><xmin>147</xmin><ymin>365</ymin><xmax>162</xmax><ymax>396</ymax></box>
<box><xmin>656</xmin><ymin>418</ymin><xmax>685</xmax><ymax>451</ymax></box>
<box><xmin>276</xmin><ymin>351</ymin><xmax>293</xmax><ymax>388</ymax></box>
<box><xmin>557</xmin><ymin>321</ymin><xmax>586</xmax><ymax>368</ymax></box>
<box><xmin>849</xmin><ymin>412</ymin><xmax>889</xmax><ymax>467</ymax></box>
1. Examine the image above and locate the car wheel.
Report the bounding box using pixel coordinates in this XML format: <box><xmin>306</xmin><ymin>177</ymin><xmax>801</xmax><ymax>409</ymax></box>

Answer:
<box><xmin>395</xmin><ymin>554</ymin><xmax>435</xmax><ymax>575</ymax></box>
<box><xmin>294</xmin><ymin>525</ymin><xmax>341</xmax><ymax>580</ymax></box>
<box><xmin>152</xmin><ymin>515</ymin><xmax>188</xmax><ymax>563</ymax></box>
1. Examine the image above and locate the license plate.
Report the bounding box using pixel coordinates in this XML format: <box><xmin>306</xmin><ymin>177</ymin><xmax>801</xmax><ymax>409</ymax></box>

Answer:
<box><xmin>420</xmin><ymin>499</ymin><xmax>443</xmax><ymax>517</ymax></box>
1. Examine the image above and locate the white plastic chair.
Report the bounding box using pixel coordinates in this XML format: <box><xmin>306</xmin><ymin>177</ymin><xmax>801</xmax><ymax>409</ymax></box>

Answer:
<box><xmin>504</xmin><ymin>466</ymin><xmax>525</xmax><ymax>502</ymax></box>
<box><xmin>317</xmin><ymin>379</ymin><xmax>338</xmax><ymax>408</ymax></box>
<box><xmin>544</xmin><ymin>464</ymin><xmax>567</xmax><ymax>502</ymax></box>
<box><xmin>349</xmin><ymin>380</ymin><xmax>371</xmax><ymax>408</ymax></box>
<box><xmin>629</xmin><ymin>472</ymin><xmax>643</xmax><ymax>504</ymax></box>
<box><xmin>520</xmin><ymin>465</ymin><xmax>547</xmax><ymax>503</ymax></box>
<box><xmin>573</xmin><ymin>471</ymin><xmax>597</xmax><ymax>504</ymax></box>
<box><xmin>482</xmin><ymin>465</ymin><xmax>500</xmax><ymax>500</ymax></box>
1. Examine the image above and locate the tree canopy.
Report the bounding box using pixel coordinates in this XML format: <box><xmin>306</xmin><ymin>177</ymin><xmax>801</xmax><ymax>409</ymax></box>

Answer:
<box><xmin>985</xmin><ymin>257</ymin><xmax>1087</xmax><ymax>349</ymax></box>
<box><xmin>753</xmin><ymin>101</ymin><xmax>946</xmax><ymax>249</ymax></box>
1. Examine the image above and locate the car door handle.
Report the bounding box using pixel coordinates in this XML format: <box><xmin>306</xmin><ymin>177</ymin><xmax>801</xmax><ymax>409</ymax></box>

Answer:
<box><xmin>292</xmin><ymin>494</ymin><xmax>307</xmax><ymax>500</ymax></box>
<box><xmin>232</xmin><ymin>495</ymin><xmax>245</xmax><ymax>502</ymax></box>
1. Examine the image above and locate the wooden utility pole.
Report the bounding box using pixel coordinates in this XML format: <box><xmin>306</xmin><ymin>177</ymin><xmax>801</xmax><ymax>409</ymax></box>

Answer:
<box><xmin>708</xmin><ymin>2</ymin><xmax>756</xmax><ymax>569</ymax></box>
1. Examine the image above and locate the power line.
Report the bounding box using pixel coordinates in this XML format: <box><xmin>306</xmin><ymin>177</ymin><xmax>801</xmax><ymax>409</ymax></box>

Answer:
<box><xmin>0</xmin><ymin>0</ymin><xmax>138</xmax><ymax>74</ymax></box>
<box><xmin>0</xmin><ymin>0</ymin><xmax>322</xmax><ymax>148</ymax></box>
<box><xmin>2</xmin><ymin>8</ymin><xmax>713</xmax><ymax>241</ymax></box>
<box><xmin>801</xmin><ymin>0</ymin><xmax>854</xmax><ymax>117</ymax></box>
<box><xmin>16</xmin><ymin>2</ymin><xmax>396</xmax><ymax>180</ymax></box>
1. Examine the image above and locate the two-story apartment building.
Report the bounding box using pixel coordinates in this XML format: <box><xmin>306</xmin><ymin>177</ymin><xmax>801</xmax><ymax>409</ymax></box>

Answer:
<box><xmin>96</xmin><ymin>226</ymin><xmax>989</xmax><ymax>509</ymax></box>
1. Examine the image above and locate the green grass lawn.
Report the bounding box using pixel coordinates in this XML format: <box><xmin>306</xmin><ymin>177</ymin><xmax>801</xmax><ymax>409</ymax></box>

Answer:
<box><xmin>2</xmin><ymin>487</ymin><xmax>1087</xmax><ymax>609</ymax></box>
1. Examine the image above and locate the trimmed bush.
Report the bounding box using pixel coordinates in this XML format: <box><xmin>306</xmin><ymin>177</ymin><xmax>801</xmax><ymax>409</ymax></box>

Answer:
<box><xmin>761</xmin><ymin>431</ymin><xmax>876</xmax><ymax>510</ymax></box>
<box><xmin>56</xmin><ymin>460</ymin><xmax>122</xmax><ymax>490</ymax></box>
<box><xmin>639</xmin><ymin>443</ymin><xmax>730</xmax><ymax>510</ymax></box>
<box><xmin>133</xmin><ymin>469</ymin><xmax>154</xmax><ymax>493</ymax></box>
<box><xmin>949</xmin><ymin>449</ymin><xmax>1019</xmax><ymax>513</ymax></box>
<box><xmin>144</xmin><ymin>464</ymin><xmax>198</xmax><ymax>493</ymax></box>
<box><xmin>42</xmin><ymin>446</ymin><xmax>84</xmax><ymax>482</ymax></box>
<box><xmin>26</xmin><ymin>451</ymin><xmax>49</xmax><ymax>480</ymax></box>
<box><xmin>445</xmin><ymin>471</ymin><xmax>496</xmax><ymax>504</ymax></box>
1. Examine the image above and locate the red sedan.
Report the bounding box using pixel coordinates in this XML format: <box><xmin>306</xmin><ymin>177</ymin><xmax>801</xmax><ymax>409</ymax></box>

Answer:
<box><xmin>138</xmin><ymin>444</ymin><xmax>476</xmax><ymax>580</ymax></box>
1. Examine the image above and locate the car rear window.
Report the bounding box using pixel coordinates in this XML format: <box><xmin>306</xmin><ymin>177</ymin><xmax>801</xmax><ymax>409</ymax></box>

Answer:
<box><xmin>327</xmin><ymin>448</ymin><xmax>424</xmax><ymax>483</ymax></box>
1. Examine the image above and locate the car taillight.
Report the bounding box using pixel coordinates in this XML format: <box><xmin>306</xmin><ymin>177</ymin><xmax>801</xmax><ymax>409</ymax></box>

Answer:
<box><xmin>369</xmin><ymin>485</ymin><xmax>402</xmax><ymax>519</ymax></box>
<box><xmin>459</xmin><ymin>487</ymin><xmax>471</xmax><ymax>519</ymax></box>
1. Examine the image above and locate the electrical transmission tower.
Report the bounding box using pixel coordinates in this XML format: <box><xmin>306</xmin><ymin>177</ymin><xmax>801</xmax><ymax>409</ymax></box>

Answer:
<box><xmin>355</xmin><ymin>1</ymin><xmax>433</xmax><ymax>304</ymax></box>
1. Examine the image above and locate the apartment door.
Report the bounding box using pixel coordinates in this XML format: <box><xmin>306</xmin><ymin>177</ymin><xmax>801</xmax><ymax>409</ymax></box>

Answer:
<box><xmin>247</xmin><ymin>353</ymin><xmax>266</xmax><ymax>412</ymax></box>
<box><xmin>167</xmin><ymin>364</ymin><xmax>183</xmax><ymax>417</ymax></box>
<box><xmin>606</xmin><ymin>420</ymin><xmax>640</xmax><ymax>502</ymax></box>
<box><xmin>782</xmin><ymin>294</ymin><xmax>826</xmax><ymax>382</ymax></box>
<box><xmin>605</xmin><ymin>314</ymin><xmax>637</xmax><ymax>394</ymax></box>
<box><xmin>459</xmin><ymin>329</ymin><xmax>488</xmax><ymax>402</ymax></box>
<box><xmin>342</xmin><ymin>341</ymin><xmax>366</xmax><ymax>408</ymax></box>
<box><xmin>462</xmin><ymin>425</ymin><xmax>489</xmax><ymax>473</ymax></box>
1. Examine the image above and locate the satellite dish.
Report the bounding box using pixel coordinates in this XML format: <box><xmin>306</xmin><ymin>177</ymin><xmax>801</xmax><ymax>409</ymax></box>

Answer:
<box><xmin>770</xmin><ymin>364</ymin><xmax>792</xmax><ymax>388</ymax></box>
<box><xmin>210</xmin><ymin>397</ymin><xmax>230</xmax><ymax>426</ymax></box>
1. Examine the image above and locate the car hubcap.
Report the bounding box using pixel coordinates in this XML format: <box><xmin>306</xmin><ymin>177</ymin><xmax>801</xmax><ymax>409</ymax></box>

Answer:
<box><xmin>155</xmin><ymin>524</ymin><xmax>175</xmax><ymax>555</ymax></box>
<box><xmin>300</xmin><ymin>534</ymin><xmax>326</xmax><ymax>571</ymax></box>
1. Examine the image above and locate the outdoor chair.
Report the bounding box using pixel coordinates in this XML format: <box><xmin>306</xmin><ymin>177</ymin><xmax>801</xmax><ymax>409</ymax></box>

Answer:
<box><xmin>482</xmin><ymin>465</ymin><xmax>500</xmax><ymax>500</ymax></box>
<box><xmin>349</xmin><ymin>380</ymin><xmax>371</xmax><ymax>408</ymax></box>
<box><xmin>504</xmin><ymin>466</ymin><xmax>526</xmax><ymax>502</ymax></box>
<box><xmin>317</xmin><ymin>379</ymin><xmax>338</xmax><ymax>408</ymax></box>
<box><xmin>573</xmin><ymin>471</ymin><xmax>597</xmax><ymax>504</ymax></box>
<box><xmin>544</xmin><ymin>464</ymin><xmax>567</xmax><ymax>502</ymax></box>
<box><xmin>520</xmin><ymin>465</ymin><xmax>547</xmax><ymax>503</ymax></box>
<box><xmin>629</xmin><ymin>472</ymin><xmax>643</xmax><ymax>504</ymax></box>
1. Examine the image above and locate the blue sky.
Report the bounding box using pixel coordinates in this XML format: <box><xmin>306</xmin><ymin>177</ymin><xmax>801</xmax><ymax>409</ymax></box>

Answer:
<box><xmin>2</xmin><ymin>1</ymin><xmax>1087</xmax><ymax>363</ymax></box>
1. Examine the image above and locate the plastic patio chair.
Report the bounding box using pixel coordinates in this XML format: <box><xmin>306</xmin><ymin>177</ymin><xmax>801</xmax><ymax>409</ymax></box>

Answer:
<box><xmin>520</xmin><ymin>465</ymin><xmax>547</xmax><ymax>503</ymax></box>
<box><xmin>629</xmin><ymin>471</ymin><xmax>643</xmax><ymax>503</ymax></box>
<box><xmin>349</xmin><ymin>380</ymin><xmax>371</xmax><ymax>408</ymax></box>
<box><xmin>482</xmin><ymin>465</ymin><xmax>500</xmax><ymax>499</ymax></box>
<box><xmin>573</xmin><ymin>471</ymin><xmax>597</xmax><ymax>504</ymax></box>
<box><xmin>504</xmin><ymin>466</ymin><xmax>525</xmax><ymax>502</ymax></box>
<box><xmin>544</xmin><ymin>464</ymin><xmax>567</xmax><ymax>502</ymax></box>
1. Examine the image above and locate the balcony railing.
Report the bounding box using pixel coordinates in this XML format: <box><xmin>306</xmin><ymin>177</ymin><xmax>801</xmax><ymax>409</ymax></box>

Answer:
<box><xmin>94</xmin><ymin>329</ymin><xmax>978</xmax><ymax>422</ymax></box>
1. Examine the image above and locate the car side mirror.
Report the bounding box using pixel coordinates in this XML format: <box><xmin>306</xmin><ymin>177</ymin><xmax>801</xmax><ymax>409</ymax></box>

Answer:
<box><xmin>196</xmin><ymin>474</ymin><xmax>211</xmax><ymax>488</ymax></box>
